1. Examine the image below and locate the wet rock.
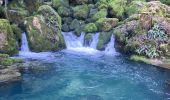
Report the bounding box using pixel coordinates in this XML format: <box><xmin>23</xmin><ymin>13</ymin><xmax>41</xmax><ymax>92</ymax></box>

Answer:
<box><xmin>0</xmin><ymin>67</ymin><xmax>21</xmax><ymax>84</ymax></box>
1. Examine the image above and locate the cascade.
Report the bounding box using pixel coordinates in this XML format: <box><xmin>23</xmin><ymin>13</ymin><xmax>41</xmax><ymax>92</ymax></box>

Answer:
<box><xmin>62</xmin><ymin>32</ymin><xmax>99</xmax><ymax>54</ymax></box>
<box><xmin>105</xmin><ymin>34</ymin><xmax>118</xmax><ymax>55</ymax></box>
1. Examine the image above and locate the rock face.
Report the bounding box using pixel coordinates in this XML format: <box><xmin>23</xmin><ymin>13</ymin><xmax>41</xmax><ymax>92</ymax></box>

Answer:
<box><xmin>114</xmin><ymin>1</ymin><xmax>170</xmax><ymax>60</ymax></box>
<box><xmin>25</xmin><ymin>5</ymin><xmax>65</xmax><ymax>52</ymax></box>
<box><xmin>0</xmin><ymin>19</ymin><xmax>18</xmax><ymax>56</ymax></box>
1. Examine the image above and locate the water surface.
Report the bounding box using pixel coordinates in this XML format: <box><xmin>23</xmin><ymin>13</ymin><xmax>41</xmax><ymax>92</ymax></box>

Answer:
<box><xmin>0</xmin><ymin>52</ymin><xmax>170</xmax><ymax>100</ymax></box>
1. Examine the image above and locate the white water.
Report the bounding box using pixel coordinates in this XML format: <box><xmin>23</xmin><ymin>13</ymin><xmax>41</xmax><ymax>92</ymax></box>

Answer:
<box><xmin>20</xmin><ymin>32</ymin><xmax>30</xmax><ymax>52</ymax></box>
<box><xmin>105</xmin><ymin>35</ymin><xmax>118</xmax><ymax>56</ymax></box>
<box><xmin>19</xmin><ymin>33</ymin><xmax>53</xmax><ymax>59</ymax></box>
<box><xmin>62</xmin><ymin>32</ymin><xmax>100</xmax><ymax>55</ymax></box>
<box><xmin>90</xmin><ymin>33</ymin><xmax>100</xmax><ymax>49</ymax></box>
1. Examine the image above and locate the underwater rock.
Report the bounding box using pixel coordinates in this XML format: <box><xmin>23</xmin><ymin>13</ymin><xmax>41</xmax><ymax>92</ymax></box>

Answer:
<box><xmin>0</xmin><ymin>67</ymin><xmax>21</xmax><ymax>84</ymax></box>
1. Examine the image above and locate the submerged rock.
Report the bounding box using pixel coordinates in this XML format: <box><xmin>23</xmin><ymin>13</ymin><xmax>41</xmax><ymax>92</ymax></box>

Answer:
<box><xmin>0</xmin><ymin>67</ymin><xmax>21</xmax><ymax>84</ymax></box>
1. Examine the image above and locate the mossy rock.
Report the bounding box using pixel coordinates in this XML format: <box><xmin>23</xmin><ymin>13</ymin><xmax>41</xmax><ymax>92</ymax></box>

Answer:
<box><xmin>92</xmin><ymin>9</ymin><xmax>107</xmax><ymax>21</ymax></box>
<box><xmin>95</xmin><ymin>0</ymin><xmax>108</xmax><ymax>10</ymax></box>
<box><xmin>84</xmin><ymin>33</ymin><xmax>93</xmax><ymax>46</ymax></box>
<box><xmin>96</xmin><ymin>18</ymin><xmax>119</xmax><ymax>31</ymax></box>
<box><xmin>11</xmin><ymin>24</ymin><xmax>22</xmax><ymax>46</ymax></box>
<box><xmin>24</xmin><ymin>0</ymin><xmax>42</xmax><ymax>13</ymax></box>
<box><xmin>108</xmin><ymin>0</ymin><xmax>127</xmax><ymax>19</ymax></box>
<box><xmin>62</xmin><ymin>17</ymin><xmax>73</xmax><ymax>25</ymax></box>
<box><xmin>0</xmin><ymin>54</ymin><xmax>22</xmax><ymax>67</ymax></box>
<box><xmin>0</xmin><ymin>19</ymin><xmax>18</xmax><ymax>56</ymax></box>
<box><xmin>58</xmin><ymin>6</ymin><xmax>72</xmax><ymax>17</ymax></box>
<box><xmin>25</xmin><ymin>5</ymin><xmax>65</xmax><ymax>52</ymax></box>
<box><xmin>83</xmin><ymin>23</ymin><xmax>97</xmax><ymax>33</ymax></box>
<box><xmin>62</xmin><ymin>23</ymin><xmax>70</xmax><ymax>32</ymax></box>
<box><xmin>125</xmin><ymin>1</ymin><xmax>146</xmax><ymax>17</ymax></box>
<box><xmin>52</xmin><ymin>0</ymin><xmax>69</xmax><ymax>9</ymax></box>
<box><xmin>69</xmin><ymin>0</ymin><xmax>88</xmax><ymax>5</ymax></box>
<box><xmin>7</xmin><ymin>0</ymin><xmax>29</xmax><ymax>24</ymax></box>
<box><xmin>97</xmin><ymin>31</ymin><xmax>112</xmax><ymax>50</ymax></box>
<box><xmin>73</xmin><ymin>5</ymin><xmax>89</xmax><ymax>19</ymax></box>
<box><xmin>70</xmin><ymin>19</ymin><xmax>84</xmax><ymax>31</ymax></box>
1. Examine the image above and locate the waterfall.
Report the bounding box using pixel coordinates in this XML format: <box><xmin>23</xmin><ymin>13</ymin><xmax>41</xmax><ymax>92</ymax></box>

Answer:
<box><xmin>19</xmin><ymin>32</ymin><xmax>52</xmax><ymax>59</ymax></box>
<box><xmin>62</xmin><ymin>32</ymin><xmax>100</xmax><ymax>54</ymax></box>
<box><xmin>90</xmin><ymin>33</ymin><xmax>99</xmax><ymax>49</ymax></box>
<box><xmin>20</xmin><ymin>32</ymin><xmax>30</xmax><ymax>52</ymax></box>
<box><xmin>62</xmin><ymin>32</ymin><xmax>85</xmax><ymax>49</ymax></box>
<box><xmin>105</xmin><ymin>35</ymin><xmax>118</xmax><ymax>55</ymax></box>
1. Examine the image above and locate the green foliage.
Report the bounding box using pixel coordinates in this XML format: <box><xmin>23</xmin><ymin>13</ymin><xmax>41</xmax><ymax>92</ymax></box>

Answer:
<box><xmin>147</xmin><ymin>24</ymin><xmax>168</xmax><ymax>40</ymax></box>
<box><xmin>83</xmin><ymin>23</ymin><xmax>97</xmax><ymax>33</ymax></box>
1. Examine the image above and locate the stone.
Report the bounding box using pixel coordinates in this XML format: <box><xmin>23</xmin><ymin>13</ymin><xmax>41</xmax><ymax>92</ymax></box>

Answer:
<box><xmin>25</xmin><ymin>5</ymin><xmax>65</xmax><ymax>52</ymax></box>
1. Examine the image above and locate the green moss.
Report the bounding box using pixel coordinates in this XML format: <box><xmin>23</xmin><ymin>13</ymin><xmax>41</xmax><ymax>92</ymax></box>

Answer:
<box><xmin>130</xmin><ymin>55</ymin><xmax>151</xmax><ymax>64</ymax></box>
<box><xmin>96</xmin><ymin>18</ymin><xmax>118</xmax><ymax>31</ymax></box>
<box><xmin>108</xmin><ymin>0</ymin><xmax>127</xmax><ymax>19</ymax></box>
<box><xmin>92</xmin><ymin>9</ymin><xmax>107</xmax><ymax>21</ymax></box>
<box><xmin>11</xmin><ymin>24</ymin><xmax>22</xmax><ymax>43</ymax></box>
<box><xmin>85</xmin><ymin>34</ymin><xmax>93</xmax><ymax>42</ymax></box>
<box><xmin>97</xmin><ymin>31</ymin><xmax>112</xmax><ymax>50</ymax></box>
<box><xmin>0</xmin><ymin>19</ymin><xmax>18</xmax><ymax>56</ymax></box>
<box><xmin>0</xmin><ymin>54</ymin><xmax>22</xmax><ymax>66</ymax></box>
<box><xmin>73</xmin><ymin>5</ymin><xmax>89</xmax><ymax>19</ymax></box>
<box><xmin>83</xmin><ymin>23</ymin><xmax>97</xmax><ymax>33</ymax></box>
<box><xmin>58</xmin><ymin>6</ymin><xmax>71</xmax><ymax>17</ymax></box>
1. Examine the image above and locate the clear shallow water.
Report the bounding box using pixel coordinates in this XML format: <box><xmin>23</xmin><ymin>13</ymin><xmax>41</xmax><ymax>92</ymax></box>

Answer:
<box><xmin>1</xmin><ymin>52</ymin><xmax>170</xmax><ymax>100</ymax></box>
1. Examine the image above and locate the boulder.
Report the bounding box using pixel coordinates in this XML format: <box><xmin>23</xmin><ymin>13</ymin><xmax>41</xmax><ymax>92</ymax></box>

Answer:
<box><xmin>57</xmin><ymin>6</ymin><xmax>72</xmax><ymax>17</ymax></box>
<box><xmin>0</xmin><ymin>19</ymin><xmax>18</xmax><ymax>55</ymax></box>
<box><xmin>92</xmin><ymin>9</ymin><xmax>107</xmax><ymax>21</ymax></box>
<box><xmin>96</xmin><ymin>18</ymin><xmax>119</xmax><ymax>32</ymax></box>
<box><xmin>73</xmin><ymin>5</ymin><xmax>89</xmax><ymax>19</ymax></box>
<box><xmin>69</xmin><ymin>0</ymin><xmax>88</xmax><ymax>5</ymax></box>
<box><xmin>83</xmin><ymin>23</ymin><xmax>97</xmax><ymax>33</ymax></box>
<box><xmin>97</xmin><ymin>31</ymin><xmax>112</xmax><ymax>50</ymax></box>
<box><xmin>24</xmin><ymin>5</ymin><xmax>65</xmax><ymax>52</ymax></box>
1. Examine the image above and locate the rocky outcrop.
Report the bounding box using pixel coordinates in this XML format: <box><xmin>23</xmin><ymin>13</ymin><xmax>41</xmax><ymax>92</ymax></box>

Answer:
<box><xmin>24</xmin><ymin>5</ymin><xmax>65</xmax><ymax>52</ymax></box>
<box><xmin>0</xmin><ymin>54</ymin><xmax>22</xmax><ymax>84</ymax></box>
<box><xmin>113</xmin><ymin>1</ymin><xmax>170</xmax><ymax>67</ymax></box>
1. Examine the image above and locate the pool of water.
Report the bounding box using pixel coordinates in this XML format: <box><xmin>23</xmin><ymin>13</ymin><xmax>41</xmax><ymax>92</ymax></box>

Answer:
<box><xmin>0</xmin><ymin>52</ymin><xmax>170</xmax><ymax>100</ymax></box>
